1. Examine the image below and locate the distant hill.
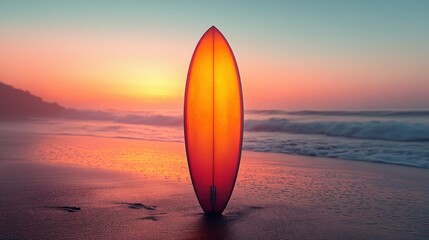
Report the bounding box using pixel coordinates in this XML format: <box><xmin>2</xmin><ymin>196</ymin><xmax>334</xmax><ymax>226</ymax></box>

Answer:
<box><xmin>0</xmin><ymin>81</ymin><xmax>66</xmax><ymax>119</ymax></box>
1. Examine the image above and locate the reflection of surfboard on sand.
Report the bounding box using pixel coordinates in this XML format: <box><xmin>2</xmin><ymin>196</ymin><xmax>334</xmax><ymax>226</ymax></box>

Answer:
<box><xmin>184</xmin><ymin>26</ymin><xmax>243</xmax><ymax>214</ymax></box>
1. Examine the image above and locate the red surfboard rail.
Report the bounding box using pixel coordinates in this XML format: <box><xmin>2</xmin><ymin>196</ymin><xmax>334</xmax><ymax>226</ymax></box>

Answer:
<box><xmin>184</xmin><ymin>26</ymin><xmax>243</xmax><ymax>214</ymax></box>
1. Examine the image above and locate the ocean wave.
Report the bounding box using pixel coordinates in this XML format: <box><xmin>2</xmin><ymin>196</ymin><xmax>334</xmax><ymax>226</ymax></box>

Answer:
<box><xmin>247</xmin><ymin>110</ymin><xmax>429</xmax><ymax>117</ymax></box>
<box><xmin>64</xmin><ymin>109</ymin><xmax>182</xmax><ymax>127</ymax></box>
<box><xmin>244</xmin><ymin>118</ymin><xmax>429</xmax><ymax>142</ymax></box>
<box><xmin>65</xmin><ymin>109</ymin><xmax>429</xmax><ymax>142</ymax></box>
<box><xmin>2</xmin><ymin>117</ymin><xmax>429</xmax><ymax>169</ymax></box>
<box><xmin>243</xmin><ymin>136</ymin><xmax>429</xmax><ymax>168</ymax></box>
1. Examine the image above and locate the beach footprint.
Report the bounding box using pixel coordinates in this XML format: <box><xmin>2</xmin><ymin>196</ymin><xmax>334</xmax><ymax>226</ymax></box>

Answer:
<box><xmin>138</xmin><ymin>213</ymin><xmax>167</xmax><ymax>221</ymax></box>
<box><xmin>115</xmin><ymin>202</ymin><xmax>157</xmax><ymax>210</ymax></box>
<box><xmin>139</xmin><ymin>216</ymin><xmax>158</xmax><ymax>221</ymax></box>
<box><xmin>44</xmin><ymin>206</ymin><xmax>81</xmax><ymax>213</ymax></box>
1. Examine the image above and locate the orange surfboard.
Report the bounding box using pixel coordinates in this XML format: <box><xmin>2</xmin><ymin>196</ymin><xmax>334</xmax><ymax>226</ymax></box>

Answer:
<box><xmin>184</xmin><ymin>26</ymin><xmax>243</xmax><ymax>214</ymax></box>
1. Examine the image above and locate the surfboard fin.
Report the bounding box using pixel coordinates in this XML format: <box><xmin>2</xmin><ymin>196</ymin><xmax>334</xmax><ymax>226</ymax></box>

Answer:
<box><xmin>210</xmin><ymin>185</ymin><xmax>216</xmax><ymax>205</ymax></box>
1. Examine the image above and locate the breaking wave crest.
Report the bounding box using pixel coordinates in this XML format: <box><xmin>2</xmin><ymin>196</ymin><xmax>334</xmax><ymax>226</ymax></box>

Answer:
<box><xmin>247</xmin><ymin>110</ymin><xmax>429</xmax><ymax>117</ymax></box>
<box><xmin>244</xmin><ymin>118</ymin><xmax>429</xmax><ymax>142</ymax></box>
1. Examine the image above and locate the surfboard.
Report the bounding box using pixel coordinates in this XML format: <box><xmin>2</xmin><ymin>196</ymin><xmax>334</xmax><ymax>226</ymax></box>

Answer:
<box><xmin>184</xmin><ymin>26</ymin><xmax>243</xmax><ymax>214</ymax></box>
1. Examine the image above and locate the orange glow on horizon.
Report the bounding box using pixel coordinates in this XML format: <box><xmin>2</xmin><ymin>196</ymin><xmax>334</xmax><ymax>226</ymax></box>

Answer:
<box><xmin>1</xmin><ymin>25</ymin><xmax>428</xmax><ymax>110</ymax></box>
<box><xmin>0</xmin><ymin>29</ymin><xmax>187</xmax><ymax>111</ymax></box>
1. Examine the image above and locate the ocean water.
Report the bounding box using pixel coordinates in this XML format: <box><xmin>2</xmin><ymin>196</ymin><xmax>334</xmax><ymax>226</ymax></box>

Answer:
<box><xmin>1</xmin><ymin>109</ymin><xmax>428</xmax><ymax>169</ymax></box>
<box><xmin>244</xmin><ymin>110</ymin><xmax>429</xmax><ymax>168</ymax></box>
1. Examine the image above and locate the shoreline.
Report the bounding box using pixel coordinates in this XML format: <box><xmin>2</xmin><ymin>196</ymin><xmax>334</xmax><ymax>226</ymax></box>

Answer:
<box><xmin>1</xmin><ymin>130</ymin><xmax>427</xmax><ymax>170</ymax></box>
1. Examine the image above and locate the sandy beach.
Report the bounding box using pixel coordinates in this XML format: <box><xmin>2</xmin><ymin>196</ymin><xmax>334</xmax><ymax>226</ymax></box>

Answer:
<box><xmin>0</xmin><ymin>133</ymin><xmax>428</xmax><ymax>239</ymax></box>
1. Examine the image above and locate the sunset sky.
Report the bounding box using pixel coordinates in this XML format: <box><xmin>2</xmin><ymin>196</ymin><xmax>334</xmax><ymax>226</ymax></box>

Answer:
<box><xmin>1</xmin><ymin>1</ymin><xmax>428</xmax><ymax>110</ymax></box>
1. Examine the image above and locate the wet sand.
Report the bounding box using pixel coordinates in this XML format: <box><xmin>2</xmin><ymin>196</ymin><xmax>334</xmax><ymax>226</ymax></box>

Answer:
<box><xmin>0</xmin><ymin>133</ymin><xmax>428</xmax><ymax>239</ymax></box>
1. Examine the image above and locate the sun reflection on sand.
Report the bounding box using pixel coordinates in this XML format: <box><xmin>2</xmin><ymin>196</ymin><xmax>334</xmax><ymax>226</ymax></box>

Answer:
<box><xmin>25</xmin><ymin>134</ymin><xmax>190</xmax><ymax>182</ymax></box>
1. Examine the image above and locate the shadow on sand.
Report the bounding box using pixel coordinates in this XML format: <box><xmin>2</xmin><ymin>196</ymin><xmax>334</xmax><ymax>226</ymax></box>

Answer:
<box><xmin>190</xmin><ymin>206</ymin><xmax>264</xmax><ymax>239</ymax></box>
<box><xmin>192</xmin><ymin>214</ymin><xmax>231</xmax><ymax>240</ymax></box>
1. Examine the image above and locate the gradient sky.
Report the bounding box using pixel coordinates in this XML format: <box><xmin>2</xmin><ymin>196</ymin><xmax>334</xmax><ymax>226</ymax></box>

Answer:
<box><xmin>1</xmin><ymin>0</ymin><xmax>428</xmax><ymax>110</ymax></box>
